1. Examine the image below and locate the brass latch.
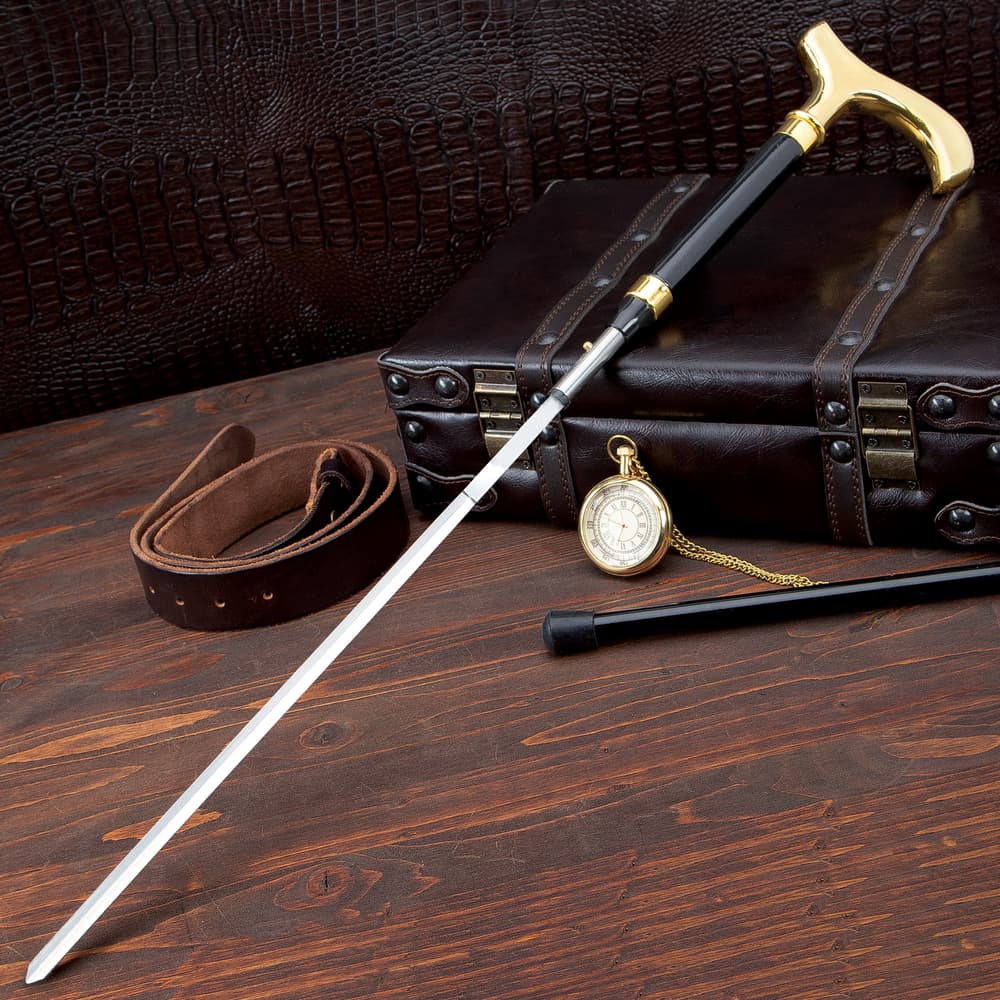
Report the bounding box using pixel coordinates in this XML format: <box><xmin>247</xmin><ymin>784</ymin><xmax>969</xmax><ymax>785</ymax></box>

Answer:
<box><xmin>473</xmin><ymin>367</ymin><xmax>532</xmax><ymax>468</ymax></box>
<box><xmin>857</xmin><ymin>381</ymin><xmax>919</xmax><ymax>487</ymax></box>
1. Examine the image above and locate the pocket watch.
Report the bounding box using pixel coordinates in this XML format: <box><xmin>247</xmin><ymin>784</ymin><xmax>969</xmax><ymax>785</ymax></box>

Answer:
<box><xmin>577</xmin><ymin>435</ymin><xmax>672</xmax><ymax>576</ymax></box>
<box><xmin>578</xmin><ymin>435</ymin><xmax>822</xmax><ymax>587</ymax></box>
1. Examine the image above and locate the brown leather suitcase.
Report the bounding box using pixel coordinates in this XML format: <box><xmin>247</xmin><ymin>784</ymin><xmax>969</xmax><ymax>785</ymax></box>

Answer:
<box><xmin>377</xmin><ymin>174</ymin><xmax>1000</xmax><ymax>548</ymax></box>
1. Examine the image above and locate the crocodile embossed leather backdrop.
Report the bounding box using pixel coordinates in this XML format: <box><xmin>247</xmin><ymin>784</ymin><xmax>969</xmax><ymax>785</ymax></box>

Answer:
<box><xmin>1</xmin><ymin>1</ymin><xmax>997</xmax><ymax>430</ymax></box>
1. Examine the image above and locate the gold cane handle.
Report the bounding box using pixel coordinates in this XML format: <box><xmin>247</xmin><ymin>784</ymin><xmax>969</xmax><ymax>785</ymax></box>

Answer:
<box><xmin>778</xmin><ymin>21</ymin><xmax>974</xmax><ymax>192</ymax></box>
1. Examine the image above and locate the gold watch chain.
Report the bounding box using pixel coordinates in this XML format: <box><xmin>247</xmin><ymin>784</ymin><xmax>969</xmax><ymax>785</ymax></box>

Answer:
<box><xmin>669</xmin><ymin>528</ymin><xmax>822</xmax><ymax>588</ymax></box>
<box><xmin>603</xmin><ymin>435</ymin><xmax>823</xmax><ymax>588</ymax></box>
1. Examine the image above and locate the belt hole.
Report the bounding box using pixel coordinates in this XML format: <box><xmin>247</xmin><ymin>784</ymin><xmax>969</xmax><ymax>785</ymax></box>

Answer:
<box><xmin>175</xmin><ymin>597</ymin><xmax>185</xmax><ymax>607</ymax></box>
<box><xmin>262</xmin><ymin>590</ymin><xmax>274</xmax><ymax>601</ymax></box>
<box><xmin>214</xmin><ymin>598</ymin><xmax>226</xmax><ymax>608</ymax></box>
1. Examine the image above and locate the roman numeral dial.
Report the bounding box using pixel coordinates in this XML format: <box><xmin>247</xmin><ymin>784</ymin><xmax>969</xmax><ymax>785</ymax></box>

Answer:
<box><xmin>578</xmin><ymin>475</ymin><xmax>672</xmax><ymax>577</ymax></box>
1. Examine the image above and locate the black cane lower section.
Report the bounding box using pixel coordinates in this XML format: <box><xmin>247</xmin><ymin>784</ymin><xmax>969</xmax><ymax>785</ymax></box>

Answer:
<box><xmin>544</xmin><ymin>562</ymin><xmax>1000</xmax><ymax>654</ymax></box>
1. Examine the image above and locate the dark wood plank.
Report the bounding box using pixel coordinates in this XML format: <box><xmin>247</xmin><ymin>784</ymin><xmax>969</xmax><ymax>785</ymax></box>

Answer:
<box><xmin>2</xmin><ymin>352</ymin><xmax>998</xmax><ymax>998</ymax></box>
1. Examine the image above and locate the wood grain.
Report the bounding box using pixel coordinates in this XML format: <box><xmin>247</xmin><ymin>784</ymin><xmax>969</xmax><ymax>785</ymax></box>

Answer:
<box><xmin>2</xmin><ymin>352</ymin><xmax>998</xmax><ymax>999</ymax></box>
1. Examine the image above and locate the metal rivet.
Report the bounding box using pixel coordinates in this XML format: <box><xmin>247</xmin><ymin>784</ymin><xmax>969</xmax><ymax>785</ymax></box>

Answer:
<box><xmin>987</xmin><ymin>441</ymin><xmax>1000</xmax><ymax>464</ymax></box>
<box><xmin>434</xmin><ymin>375</ymin><xmax>459</xmax><ymax>399</ymax></box>
<box><xmin>829</xmin><ymin>440</ymin><xmax>854</xmax><ymax>463</ymax></box>
<box><xmin>262</xmin><ymin>590</ymin><xmax>274</xmax><ymax>601</ymax></box>
<box><xmin>988</xmin><ymin>396</ymin><xmax>1000</xmax><ymax>418</ymax></box>
<box><xmin>947</xmin><ymin>507</ymin><xmax>976</xmax><ymax>532</ymax></box>
<box><xmin>529</xmin><ymin>391</ymin><xmax>547</xmax><ymax>410</ymax></box>
<box><xmin>823</xmin><ymin>401</ymin><xmax>849</xmax><ymax>425</ymax></box>
<box><xmin>403</xmin><ymin>420</ymin><xmax>425</xmax><ymax>442</ymax></box>
<box><xmin>413</xmin><ymin>474</ymin><xmax>433</xmax><ymax>495</ymax></box>
<box><xmin>927</xmin><ymin>393</ymin><xmax>957</xmax><ymax>418</ymax></box>
<box><xmin>860</xmin><ymin>383</ymin><xmax>872</xmax><ymax>394</ymax></box>
<box><xmin>875</xmin><ymin>279</ymin><xmax>895</xmax><ymax>292</ymax></box>
<box><xmin>214</xmin><ymin>598</ymin><xmax>226</xmax><ymax>608</ymax></box>
<box><xmin>386</xmin><ymin>372</ymin><xmax>409</xmax><ymax>395</ymax></box>
<box><xmin>632</xmin><ymin>229</ymin><xmax>650</xmax><ymax>242</ymax></box>
<box><xmin>838</xmin><ymin>331</ymin><xmax>862</xmax><ymax>347</ymax></box>
<box><xmin>540</xmin><ymin>423</ymin><xmax>559</xmax><ymax>445</ymax></box>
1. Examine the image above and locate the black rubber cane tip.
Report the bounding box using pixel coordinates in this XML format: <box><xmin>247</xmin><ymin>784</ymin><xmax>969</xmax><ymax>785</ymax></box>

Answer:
<box><xmin>542</xmin><ymin>610</ymin><xmax>599</xmax><ymax>655</ymax></box>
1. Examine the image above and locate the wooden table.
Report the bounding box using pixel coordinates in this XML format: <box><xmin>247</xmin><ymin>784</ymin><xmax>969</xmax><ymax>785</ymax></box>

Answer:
<box><xmin>3</xmin><ymin>352</ymin><xmax>998</xmax><ymax>999</ymax></box>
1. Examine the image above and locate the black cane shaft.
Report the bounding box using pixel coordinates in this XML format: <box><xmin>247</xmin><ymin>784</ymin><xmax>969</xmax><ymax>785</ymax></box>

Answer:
<box><xmin>649</xmin><ymin>133</ymin><xmax>804</xmax><ymax>288</ymax></box>
<box><xmin>612</xmin><ymin>133</ymin><xmax>804</xmax><ymax>344</ymax></box>
<box><xmin>543</xmin><ymin>562</ymin><xmax>1000</xmax><ymax>655</ymax></box>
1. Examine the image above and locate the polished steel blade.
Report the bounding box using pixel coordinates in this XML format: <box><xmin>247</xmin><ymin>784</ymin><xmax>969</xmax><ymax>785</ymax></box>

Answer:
<box><xmin>27</xmin><ymin>326</ymin><xmax>625</xmax><ymax>983</ymax></box>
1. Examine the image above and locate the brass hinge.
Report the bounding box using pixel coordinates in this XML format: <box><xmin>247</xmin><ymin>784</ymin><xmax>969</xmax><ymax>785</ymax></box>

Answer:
<box><xmin>473</xmin><ymin>366</ymin><xmax>532</xmax><ymax>469</ymax></box>
<box><xmin>857</xmin><ymin>381</ymin><xmax>919</xmax><ymax>488</ymax></box>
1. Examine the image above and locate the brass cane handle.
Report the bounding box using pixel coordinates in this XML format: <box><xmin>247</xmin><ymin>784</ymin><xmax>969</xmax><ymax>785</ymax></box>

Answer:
<box><xmin>778</xmin><ymin>21</ymin><xmax>974</xmax><ymax>193</ymax></box>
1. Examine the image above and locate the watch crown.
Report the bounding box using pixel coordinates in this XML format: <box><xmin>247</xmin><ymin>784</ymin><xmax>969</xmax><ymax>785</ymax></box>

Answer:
<box><xmin>607</xmin><ymin>434</ymin><xmax>642</xmax><ymax>479</ymax></box>
<box><xmin>616</xmin><ymin>444</ymin><xmax>636</xmax><ymax>478</ymax></box>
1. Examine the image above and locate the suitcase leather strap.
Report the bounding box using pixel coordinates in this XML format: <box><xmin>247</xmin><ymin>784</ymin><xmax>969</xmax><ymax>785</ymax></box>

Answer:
<box><xmin>130</xmin><ymin>424</ymin><xmax>408</xmax><ymax>630</ymax></box>
<box><xmin>516</xmin><ymin>175</ymin><xmax>707</xmax><ymax>526</ymax></box>
<box><xmin>812</xmin><ymin>184</ymin><xmax>963</xmax><ymax>545</ymax></box>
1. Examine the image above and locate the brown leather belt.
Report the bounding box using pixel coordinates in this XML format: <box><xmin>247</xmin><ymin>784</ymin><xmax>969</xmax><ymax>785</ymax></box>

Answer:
<box><xmin>130</xmin><ymin>424</ymin><xmax>409</xmax><ymax>630</ymax></box>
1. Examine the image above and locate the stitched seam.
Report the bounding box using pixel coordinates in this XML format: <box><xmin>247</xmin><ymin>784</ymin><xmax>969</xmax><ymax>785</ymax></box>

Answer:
<box><xmin>517</xmin><ymin>174</ymin><xmax>705</xmax><ymax>396</ymax></box>
<box><xmin>920</xmin><ymin>382</ymin><xmax>1000</xmax><ymax>430</ymax></box>
<box><xmin>824</xmin><ymin>449</ymin><xmax>842</xmax><ymax>542</ymax></box>
<box><xmin>845</xmin><ymin>191</ymin><xmax>957</xmax><ymax>540</ymax></box>
<box><xmin>537</xmin><ymin>181</ymin><xmax>702</xmax><ymax>522</ymax></box>
<box><xmin>520</xmin><ymin>176</ymin><xmax>705</xmax><ymax>522</ymax></box>
<box><xmin>813</xmin><ymin>186</ymin><xmax>958</xmax><ymax>544</ymax></box>
<box><xmin>518</xmin><ymin>185</ymin><xmax>685</xmax><ymax>520</ymax></box>
<box><xmin>813</xmin><ymin>190</ymin><xmax>932</xmax><ymax>418</ymax></box>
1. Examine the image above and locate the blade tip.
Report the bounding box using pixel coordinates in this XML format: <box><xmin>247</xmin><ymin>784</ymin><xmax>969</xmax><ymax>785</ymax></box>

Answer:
<box><xmin>25</xmin><ymin>961</ymin><xmax>50</xmax><ymax>984</ymax></box>
<box><xmin>25</xmin><ymin>946</ymin><xmax>60</xmax><ymax>985</ymax></box>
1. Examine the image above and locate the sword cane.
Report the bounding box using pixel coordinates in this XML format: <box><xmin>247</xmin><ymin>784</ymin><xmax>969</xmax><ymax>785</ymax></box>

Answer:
<box><xmin>27</xmin><ymin>21</ymin><xmax>975</xmax><ymax>983</ymax></box>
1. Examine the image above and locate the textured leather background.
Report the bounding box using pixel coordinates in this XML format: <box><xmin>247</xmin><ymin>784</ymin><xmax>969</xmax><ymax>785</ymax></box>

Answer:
<box><xmin>1</xmin><ymin>1</ymin><xmax>998</xmax><ymax>430</ymax></box>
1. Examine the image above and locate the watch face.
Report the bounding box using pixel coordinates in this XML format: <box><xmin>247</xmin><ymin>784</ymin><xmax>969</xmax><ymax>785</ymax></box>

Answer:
<box><xmin>578</xmin><ymin>476</ymin><xmax>671</xmax><ymax>576</ymax></box>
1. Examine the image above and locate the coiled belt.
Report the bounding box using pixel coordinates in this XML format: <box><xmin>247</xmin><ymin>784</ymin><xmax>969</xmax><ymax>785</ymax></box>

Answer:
<box><xmin>130</xmin><ymin>424</ymin><xmax>408</xmax><ymax>630</ymax></box>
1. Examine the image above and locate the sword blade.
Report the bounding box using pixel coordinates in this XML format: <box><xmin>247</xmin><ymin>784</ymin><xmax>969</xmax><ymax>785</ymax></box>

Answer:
<box><xmin>27</xmin><ymin>327</ymin><xmax>625</xmax><ymax>983</ymax></box>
